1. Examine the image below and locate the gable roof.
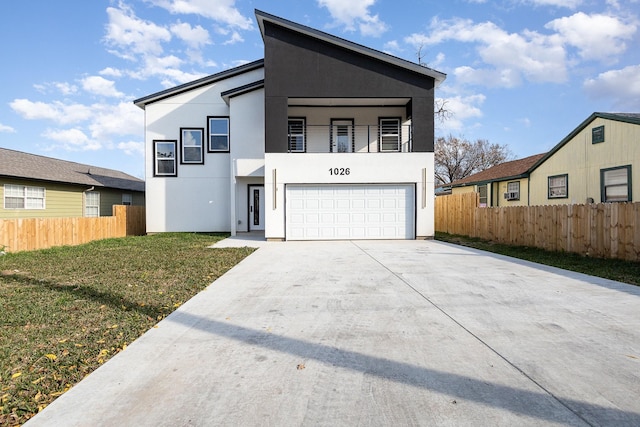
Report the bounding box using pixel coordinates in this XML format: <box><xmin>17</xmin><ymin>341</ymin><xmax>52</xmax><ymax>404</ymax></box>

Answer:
<box><xmin>133</xmin><ymin>59</ymin><xmax>264</xmax><ymax>109</ymax></box>
<box><xmin>0</xmin><ymin>148</ymin><xmax>145</xmax><ymax>192</ymax></box>
<box><xmin>255</xmin><ymin>9</ymin><xmax>446</xmax><ymax>87</ymax></box>
<box><xmin>451</xmin><ymin>153</ymin><xmax>547</xmax><ymax>187</ymax></box>
<box><xmin>529</xmin><ymin>112</ymin><xmax>640</xmax><ymax>172</ymax></box>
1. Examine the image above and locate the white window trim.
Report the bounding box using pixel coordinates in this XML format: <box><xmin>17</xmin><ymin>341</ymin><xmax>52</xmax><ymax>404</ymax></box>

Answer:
<box><xmin>288</xmin><ymin>118</ymin><xmax>306</xmax><ymax>153</ymax></box>
<box><xmin>85</xmin><ymin>191</ymin><xmax>100</xmax><ymax>217</ymax></box>
<box><xmin>601</xmin><ymin>165</ymin><xmax>631</xmax><ymax>202</ymax></box>
<box><xmin>379</xmin><ymin>118</ymin><xmax>401</xmax><ymax>152</ymax></box>
<box><xmin>154</xmin><ymin>140</ymin><xmax>177</xmax><ymax>177</ymax></box>
<box><xmin>207</xmin><ymin>116</ymin><xmax>230</xmax><ymax>152</ymax></box>
<box><xmin>548</xmin><ymin>174</ymin><xmax>568</xmax><ymax>199</ymax></box>
<box><xmin>3</xmin><ymin>184</ymin><xmax>46</xmax><ymax>210</ymax></box>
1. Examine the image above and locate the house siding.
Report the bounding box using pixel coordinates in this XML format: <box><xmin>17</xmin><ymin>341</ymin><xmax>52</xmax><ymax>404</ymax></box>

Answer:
<box><xmin>262</xmin><ymin>21</ymin><xmax>435</xmax><ymax>154</ymax></box>
<box><xmin>529</xmin><ymin>117</ymin><xmax>640</xmax><ymax>205</ymax></box>
<box><xmin>1</xmin><ymin>178</ymin><xmax>83</xmax><ymax>219</ymax></box>
<box><xmin>98</xmin><ymin>189</ymin><xmax>145</xmax><ymax>216</ymax></box>
<box><xmin>144</xmin><ymin>68</ymin><xmax>265</xmax><ymax>233</ymax></box>
<box><xmin>264</xmin><ymin>153</ymin><xmax>434</xmax><ymax>239</ymax></box>
<box><xmin>1</xmin><ymin>178</ymin><xmax>144</xmax><ymax>219</ymax></box>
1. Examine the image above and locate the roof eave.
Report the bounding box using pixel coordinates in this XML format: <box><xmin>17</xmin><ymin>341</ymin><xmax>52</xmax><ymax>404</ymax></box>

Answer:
<box><xmin>133</xmin><ymin>59</ymin><xmax>265</xmax><ymax>109</ymax></box>
<box><xmin>529</xmin><ymin>112</ymin><xmax>640</xmax><ymax>172</ymax></box>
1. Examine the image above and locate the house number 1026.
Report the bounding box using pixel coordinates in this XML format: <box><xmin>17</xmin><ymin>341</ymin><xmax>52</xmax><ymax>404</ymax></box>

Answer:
<box><xmin>329</xmin><ymin>167</ymin><xmax>350</xmax><ymax>176</ymax></box>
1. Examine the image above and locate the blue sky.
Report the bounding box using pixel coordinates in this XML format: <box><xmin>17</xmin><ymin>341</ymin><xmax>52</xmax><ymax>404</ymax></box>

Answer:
<box><xmin>1</xmin><ymin>0</ymin><xmax>638</xmax><ymax>178</ymax></box>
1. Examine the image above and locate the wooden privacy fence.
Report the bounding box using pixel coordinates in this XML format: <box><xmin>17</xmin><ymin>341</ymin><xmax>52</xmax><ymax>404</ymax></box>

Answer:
<box><xmin>0</xmin><ymin>205</ymin><xmax>146</xmax><ymax>253</ymax></box>
<box><xmin>435</xmin><ymin>193</ymin><xmax>640</xmax><ymax>261</ymax></box>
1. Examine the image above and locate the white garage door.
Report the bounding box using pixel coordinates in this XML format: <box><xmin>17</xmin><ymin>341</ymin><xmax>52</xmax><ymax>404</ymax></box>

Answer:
<box><xmin>286</xmin><ymin>184</ymin><xmax>414</xmax><ymax>240</ymax></box>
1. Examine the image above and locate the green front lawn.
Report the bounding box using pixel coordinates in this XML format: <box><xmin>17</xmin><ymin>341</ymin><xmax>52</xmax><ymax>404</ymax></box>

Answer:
<box><xmin>0</xmin><ymin>233</ymin><xmax>254</xmax><ymax>426</ymax></box>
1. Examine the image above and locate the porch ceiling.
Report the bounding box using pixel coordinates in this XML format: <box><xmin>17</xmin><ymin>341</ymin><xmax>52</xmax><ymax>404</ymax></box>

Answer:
<box><xmin>288</xmin><ymin>97</ymin><xmax>410</xmax><ymax>107</ymax></box>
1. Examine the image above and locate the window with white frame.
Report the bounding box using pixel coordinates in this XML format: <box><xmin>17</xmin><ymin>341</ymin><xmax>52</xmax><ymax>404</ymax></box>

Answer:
<box><xmin>505</xmin><ymin>181</ymin><xmax>520</xmax><ymax>200</ymax></box>
<box><xmin>154</xmin><ymin>140</ymin><xmax>177</xmax><ymax>177</ymax></box>
<box><xmin>288</xmin><ymin>118</ymin><xmax>305</xmax><ymax>152</ymax></box>
<box><xmin>3</xmin><ymin>184</ymin><xmax>45</xmax><ymax>209</ymax></box>
<box><xmin>208</xmin><ymin>117</ymin><xmax>229</xmax><ymax>152</ymax></box>
<box><xmin>601</xmin><ymin>165</ymin><xmax>631</xmax><ymax>202</ymax></box>
<box><xmin>180</xmin><ymin>127</ymin><xmax>204</xmax><ymax>164</ymax></box>
<box><xmin>379</xmin><ymin>118</ymin><xmax>401</xmax><ymax>152</ymax></box>
<box><xmin>85</xmin><ymin>191</ymin><xmax>100</xmax><ymax>217</ymax></box>
<box><xmin>548</xmin><ymin>174</ymin><xmax>568</xmax><ymax>199</ymax></box>
<box><xmin>122</xmin><ymin>194</ymin><xmax>132</xmax><ymax>205</ymax></box>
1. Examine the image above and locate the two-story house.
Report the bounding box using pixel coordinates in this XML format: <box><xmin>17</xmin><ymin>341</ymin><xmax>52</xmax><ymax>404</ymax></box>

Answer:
<box><xmin>134</xmin><ymin>10</ymin><xmax>445</xmax><ymax>240</ymax></box>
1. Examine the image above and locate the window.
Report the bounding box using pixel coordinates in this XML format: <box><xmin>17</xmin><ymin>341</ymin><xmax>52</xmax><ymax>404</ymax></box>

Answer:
<box><xmin>379</xmin><ymin>118</ymin><xmax>401</xmax><ymax>152</ymax></box>
<box><xmin>180</xmin><ymin>128</ymin><xmax>204</xmax><ymax>164</ymax></box>
<box><xmin>122</xmin><ymin>194</ymin><xmax>132</xmax><ymax>205</ymax></box>
<box><xmin>478</xmin><ymin>184</ymin><xmax>488</xmax><ymax>207</ymax></box>
<box><xmin>592</xmin><ymin>125</ymin><xmax>605</xmax><ymax>144</ymax></box>
<box><xmin>505</xmin><ymin>181</ymin><xmax>520</xmax><ymax>200</ymax></box>
<box><xmin>208</xmin><ymin>117</ymin><xmax>229</xmax><ymax>152</ymax></box>
<box><xmin>548</xmin><ymin>174</ymin><xmax>568</xmax><ymax>199</ymax></box>
<box><xmin>4</xmin><ymin>184</ymin><xmax>45</xmax><ymax>209</ymax></box>
<box><xmin>601</xmin><ymin>165</ymin><xmax>631</xmax><ymax>202</ymax></box>
<box><xmin>85</xmin><ymin>191</ymin><xmax>100</xmax><ymax>217</ymax></box>
<box><xmin>288</xmin><ymin>118</ymin><xmax>306</xmax><ymax>152</ymax></box>
<box><xmin>154</xmin><ymin>140</ymin><xmax>177</xmax><ymax>177</ymax></box>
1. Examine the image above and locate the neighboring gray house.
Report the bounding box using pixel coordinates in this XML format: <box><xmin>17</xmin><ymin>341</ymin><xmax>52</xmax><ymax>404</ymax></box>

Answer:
<box><xmin>0</xmin><ymin>148</ymin><xmax>145</xmax><ymax>219</ymax></box>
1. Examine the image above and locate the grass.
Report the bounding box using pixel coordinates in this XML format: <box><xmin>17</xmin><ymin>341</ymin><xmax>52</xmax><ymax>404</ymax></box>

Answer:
<box><xmin>436</xmin><ymin>232</ymin><xmax>640</xmax><ymax>287</ymax></box>
<box><xmin>0</xmin><ymin>233</ymin><xmax>254</xmax><ymax>426</ymax></box>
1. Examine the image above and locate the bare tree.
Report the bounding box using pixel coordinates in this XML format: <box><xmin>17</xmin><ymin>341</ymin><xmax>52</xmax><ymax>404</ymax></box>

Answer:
<box><xmin>435</xmin><ymin>135</ymin><xmax>513</xmax><ymax>185</ymax></box>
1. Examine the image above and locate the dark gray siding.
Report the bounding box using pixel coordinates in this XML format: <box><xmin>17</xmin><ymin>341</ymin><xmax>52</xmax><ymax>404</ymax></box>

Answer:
<box><xmin>263</xmin><ymin>21</ymin><xmax>436</xmax><ymax>153</ymax></box>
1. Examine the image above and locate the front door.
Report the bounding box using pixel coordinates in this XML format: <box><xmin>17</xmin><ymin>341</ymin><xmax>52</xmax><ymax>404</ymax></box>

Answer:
<box><xmin>248</xmin><ymin>185</ymin><xmax>265</xmax><ymax>231</ymax></box>
<box><xmin>332</xmin><ymin>119</ymin><xmax>354</xmax><ymax>153</ymax></box>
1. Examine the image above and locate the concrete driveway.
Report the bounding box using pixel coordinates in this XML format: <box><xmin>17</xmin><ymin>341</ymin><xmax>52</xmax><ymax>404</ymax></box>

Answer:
<box><xmin>26</xmin><ymin>239</ymin><xmax>640</xmax><ymax>426</ymax></box>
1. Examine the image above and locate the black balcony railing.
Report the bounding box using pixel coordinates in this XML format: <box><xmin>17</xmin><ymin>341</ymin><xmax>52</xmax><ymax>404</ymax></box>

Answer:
<box><xmin>287</xmin><ymin>124</ymin><xmax>413</xmax><ymax>153</ymax></box>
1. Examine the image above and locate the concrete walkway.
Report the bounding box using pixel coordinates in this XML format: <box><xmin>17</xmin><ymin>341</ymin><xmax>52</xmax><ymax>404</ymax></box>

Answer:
<box><xmin>26</xmin><ymin>239</ymin><xmax>640</xmax><ymax>426</ymax></box>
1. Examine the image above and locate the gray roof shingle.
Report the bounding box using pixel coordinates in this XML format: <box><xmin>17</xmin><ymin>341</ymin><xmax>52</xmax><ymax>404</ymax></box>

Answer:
<box><xmin>0</xmin><ymin>148</ymin><xmax>144</xmax><ymax>192</ymax></box>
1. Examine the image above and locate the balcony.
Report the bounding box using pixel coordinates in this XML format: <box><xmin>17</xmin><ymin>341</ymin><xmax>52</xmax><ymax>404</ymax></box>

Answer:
<box><xmin>286</xmin><ymin>123</ymin><xmax>413</xmax><ymax>153</ymax></box>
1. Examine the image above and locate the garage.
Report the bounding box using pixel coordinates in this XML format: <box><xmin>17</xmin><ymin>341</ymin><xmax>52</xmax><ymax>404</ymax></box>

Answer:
<box><xmin>285</xmin><ymin>184</ymin><xmax>415</xmax><ymax>240</ymax></box>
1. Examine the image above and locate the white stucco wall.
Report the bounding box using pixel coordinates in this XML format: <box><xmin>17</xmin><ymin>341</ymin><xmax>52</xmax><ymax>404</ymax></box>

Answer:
<box><xmin>144</xmin><ymin>68</ymin><xmax>264</xmax><ymax>232</ymax></box>
<box><xmin>264</xmin><ymin>153</ymin><xmax>435</xmax><ymax>240</ymax></box>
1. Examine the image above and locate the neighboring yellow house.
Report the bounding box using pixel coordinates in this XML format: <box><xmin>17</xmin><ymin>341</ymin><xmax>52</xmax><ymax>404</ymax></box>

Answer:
<box><xmin>450</xmin><ymin>153</ymin><xmax>546</xmax><ymax>207</ymax></box>
<box><xmin>529</xmin><ymin>112</ymin><xmax>639</xmax><ymax>205</ymax></box>
<box><xmin>1</xmin><ymin>148</ymin><xmax>145</xmax><ymax>219</ymax></box>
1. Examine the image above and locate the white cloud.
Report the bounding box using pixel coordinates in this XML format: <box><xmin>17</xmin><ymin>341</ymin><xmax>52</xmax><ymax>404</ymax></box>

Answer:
<box><xmin>117</xmin><ymin>141</ymin><xmax>145</xmax><ymax>156</ymax></box>
<box><xmin>170</xmin><ymin>21</ymin><xmax>211</xmax><ymax>48</ymax></box>
<box><xmin>383</xmin><ymin>40</ymin><xmax>400</xmax><ymax>52</ymax></box>
<box><xmin>0</xmin><ymin>123</ymin><xmax>16</xmax><ymax>133</ymax></box>
<box><xmin>104</xmin><ymin>3</ymin><xmax>172</xmax><ymax>60</ymax></box>
<box><xmin>54</xmin><ymin>82</ymin><xmax>78</xmax><ymax>95</ymax></box>
<box><xmin>100</xmin><ymin>67</ymin><xmax>123</xmax><ymax>77</ymax></box>
<box><xmin>407</xmin><ymin>18</ymin><xmax>567</xmax><ymax>87</ymax></box>
<box><xmin>222</xmin><ymin>31</ymin><xmax>244</xmax><ymax>45</ymax></box>
<box><xmin>546</xmin><ymin>12</ymin><xmax>636</xmax><ymax>62</ymax></box>
<box><xmin>522</xmin><ymin>0</ymin><xmax>582</xmax><ymax>7</ymax></box>
<box><xmin>88</xmin><ymin>102</ymin><xmax>143</xmax><ymax>141</ymax></box>
<box><xmin>584</xmin><ymin>64</ymin><xmax>640</xmax><ymax>109</ymax></box>
<box><xmin>42</xmin><ymin>128</ymin><xmax>101</xmax><ymax>151</ymax></box>
<box><xmin>10</xmin><ymin>99</ymin><xmax>93</xmax><ymax>125</ymax></box>
<box><xmin>317</xmin><ymin>0</ymin><xmax>388</xmax><ymax>37</ymax></box>
<box><xmin>436</xmin><ymin>93</ymin><xmax>486</xmax><ymax>131</ymax></box>
<box><xmin>81</xmin><ymin>76</ymin><xmax>124</xmax><ymax>98</ymax></box>
<box><xmin>147</xmin><ymin>0</ymin><xmax>252</xmax><ymax>29</ymax></box>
